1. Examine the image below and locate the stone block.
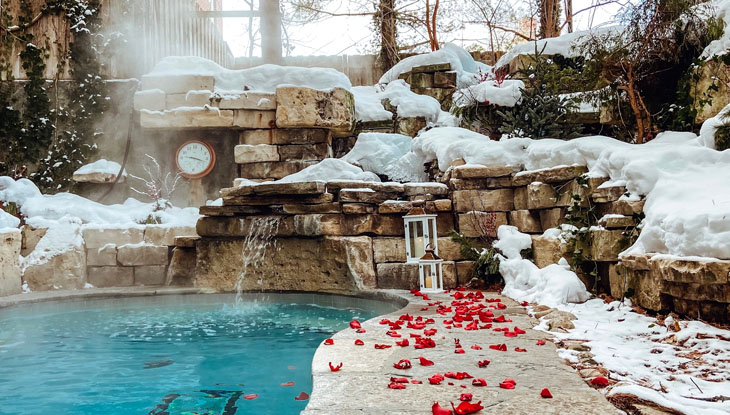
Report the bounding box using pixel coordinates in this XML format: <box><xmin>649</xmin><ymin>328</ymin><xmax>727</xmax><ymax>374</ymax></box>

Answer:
<box><xmin>403</xmin><ymin>182</ymin><xmax>449</xmax><ymax>196</ymax></box>
<box><xmin>339</xmin><ymin>189</ymin><xmax>392</xmax><ymax>204</ymax></box>
<box><xmin>133</xmin><ymin>90</ymin><xmax>165</xmax><ymax>111</ymax></box>
<box><xmin>166</xmin><ymin>247</ymin><xmax>196</xmax><ymax>286</ymax></box>
<box><xmin>428</xmin><ymin>199</ymin><xmax>452</xmax><ymax>212</ymax></box>
<box><xmin>457</xmin><ymin>212</ymin><xmax>508</xmax><ymax>238</ymax></box>
<box><xmin>174</xmin><ymin>236</ymin><xmax>199</xmax><ymax>248</ymax></box>
<box><xmin>449</xmin><ymin>177</ymin><xmax>513</xmax><ymax>190</ymax></box>
<box><xmin>196</xmin><ymin>216</ymin><xmax>296</xmax><ymax>237</ymax></box>
<box><xmin>692</xmin><ymin>59</ymin><xmax>730</xmax><ymax>123</ymax></box>
<box><xmin>21</xmin><ymin>225</ymin><xmax>46</xmax><ymax>257</ymax></box>
<box><xmin>378</xmin><ymin>200</ymin><xmax>413</xmax><ymax>214</ymax></box>
<box><xmin>326</xmin><ymin>181</ymin><xmax>403</xmax><ymax>194</ymax></box>
<box><xmin>141</xmin><ymin>74</ymin><xmax>215</xmax><ymax>93</ymax></box>
<box><xmin>396</xmin><ymin>116</ymin><xmax>427</xmax><ymax>137</ymax></box>
<box><xmin>87</xmin><ymin>244</ymin><xmax>117</xmax><ymax>266</ymax></box>
<box><xmin>620</xmin><ymin>253</ymin><xmax>652</xmax><ymax>271</ymax></box>
<box><xmin>278</xmin><ymin>143</ymin><xmax>331</xmax><ymax>161</ymax></box>
<box><xmin>0</xmin><ymin>231</ymin><xmax>22</xmax><ymax>296</ymax></box>
<box><xmin>649</xmin><ymin>256</ymin><xmax>729</xmax><ymax>284</ymax></box>
<box><xmin>135</xmin><ymin>265</ymin><xmax>167</xmax><ymax>286</ymax></box>
<box><xmin>234</xmin><ymin>144</ymin><xmax>280</xmax><ymax>163</ymax></box>
<box><xmin>239</xmin><ymin>160</ymin><xmax>318</xmax><ymax>180</ymax></box>
<box><xmin>512</xmin><ymin>165</ymin><xmax>588</xmax><ymax>186</ymax></box>
<box><xmin>612</xmin><ymin>264</ymin><xmax>665</xmax><ymax>311</ymax></box>
<box><xmin>72</xmin><ymin>171</ymin><xmax>122</xmax><ymax>184</ymax></box>
<box><xmin>513</xmin><ymin>187</ymin><xmax>528</xmax><ymax>210</ymax></box>
<box><xmin>589</xmin><ymin>229</ymin><xmax>628</xmax><ymax>261</ymax></box>
<box><xmin>87</xmin><ymin>266</ymin><xmax>134</xmax><ymax>288</ymax></box>
<box><xmin>223</xmin><ymin>193</ymin><xmax>333</xmax><ymax>206</ymax></box>
<box><xmin>597</xmin><ymin>199</ymin><xmax>645</xmax><ymax>216</ymax></box>
<box><xmin>233</xmin><ymin>110</ymin><xmax>277</xmax><ymax>129</ymax></box>
<box><xmin>377</xmin><ymin>263</ymin><xmax>419</xmax><ymax>289</ymax></box>
<box><xmin>282</xmin><ymin>203</ymin><xmax>342</xmax><ymax>214</ymax></box>
<box><xmin>23</xmin><ymin>248</ymin><xmax>87</xmax><ymax>291</ymax></box>
<box><xmin>456</xmin><ymin>261</ymin><xmax>475</xmax><ymax>285</ymax></box>
<box><xmin>437</xmin><ymin>237</ymin><xmax>488</xmax><ymax>261</ymax></box>
<box><xmin>82</xmin><ymin>226</ymin><xmax>144</xmax><ymax>249</ymax></box>
<box><xmin>452</xmin><ymin>189</ymin><xmax>514</xmax><ymax>212</ymax></box>
<box><xmin>555</xmin><ymin>179</ymin><xmax>592</xmax><ymax>207</ymax></box>
<box><xmin>294</xmin><ymin>214</ymin><xmax>404</xmax><ymax>237</ymax></box>
<box><xmin>143</xmin><ymin>225</ymin><xmax>197</xmax><ymax>246</ymax></box>
<box><xmin>442</xmin><ymin>261</ymin><xmax>457</xmax><ymax>288</ymax></box>
<box><xmin>140</xmin><ymin>108</ymin><xmax>234</xmax><ymax>128</ymax></box>
<box><xmin>599</xmin><ymin>215</ymin><xmax>636</xmax><ymax>229</ymax></box>
<box><xmin>452</xmin><ymin>165</ymin><xmax>513</xmax><ymax>179</ymax></box>
<box><xmin>527</xmin><ymin>182</ymin><xmax>557</xmax><ymax>210</ymax></box>
<box><xmin>275</xmin><ymin>87</ymin><xmax>355</xmax><ymax>133</ymax></box>
<box><xmin>218</xmin><ymin>92</ymin><xmax>276</xmax><ymax>110</ymax></box>
<box><xmin>223</xmin><ymin>180</ymin><xmax>326</xmax><ymax>197</ymax></box>
<box><xmin>592</xmin><ymin>186</ymin><xmax>626</xmax><ymax>203</ymax></box>
<box><xmin>240</xmin><ymin>128</ymin><xmax>331</xmax><ymax>145</ymax></box>
<box><xmin>531</xmin><ymin>234</ymin><xmax>570</xmax><ymax>268</ymax></box>
<box><xmin>373</xmin><ymin>237</ymin><xmax>406</xmax><ymax>263</ymax></box>
<box><xmin>509</xmin><ymin>210</ymin><xmax>542</xmax><ymax>233</ymax></box>
<box><xmin>409</xmin><ymin>72</ymin><xmax>434</xmax><ymax>88</ymax></box>
<box><xmin>539</xmin><ymin>208</ymin><xmax>565</xmax><ymax>230</ymax></box>
<box><xmin>165</xmin><ymin>91</ymin><xmax>212</xmax><ymax>109</ymax></box>
<box><xmin>333</xmin><ymin>236</ymin><xmax>376</xmax><ymax>288</ymax></box>
<box><xmin>117</xmin><ymin>243</ymin><xmax>168</xmax><ymax>266</ymax></box>
<box><xmin>434</xmin><ymin>71</ymin><xmax>457</xmax><ymax>87</ymax></box>
<box><xmin>342</xmin><ymin>203</ymin><xmax>376</xmax><ymax>214</ymax></box>
<box><xmin>412</xmin><ymin>63</ymin><xmax>451</xmax><ymax>73</ymax></box>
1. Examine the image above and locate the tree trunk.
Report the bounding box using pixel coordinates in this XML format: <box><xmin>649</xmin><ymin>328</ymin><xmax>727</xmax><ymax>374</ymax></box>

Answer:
<box><xmin>539</xmin><ymin>0</ymin><xmax>561</xmax><ymax>38</ymax></box>
<box><xmin>261</xmin><ymin>0</ymin><xmax>282</xmax><ymax>64</ymax></box>
<box><xmin>378</xmin><ymin>0</ymin><xmax>398</xmax><ymax>70</ymax></box>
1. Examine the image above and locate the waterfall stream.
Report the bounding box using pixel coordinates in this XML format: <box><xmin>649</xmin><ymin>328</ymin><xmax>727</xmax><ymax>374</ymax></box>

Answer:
<box><xmin>235</xmin><ymin>216</ymin><xmax>281</xmax><ymax>303</ymax></box>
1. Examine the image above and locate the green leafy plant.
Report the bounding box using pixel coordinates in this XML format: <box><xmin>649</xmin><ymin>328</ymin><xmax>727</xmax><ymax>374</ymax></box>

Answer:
<box><xmin>449</xmin><ymin>230</ymin><xmax>502</xmax><ymax>285</ymax></box>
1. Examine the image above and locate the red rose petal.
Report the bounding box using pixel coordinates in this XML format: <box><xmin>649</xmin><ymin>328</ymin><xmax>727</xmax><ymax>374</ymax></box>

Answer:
<box><xmin>451</xmin><ymin>400</ymin><xmax>484</xmax><ymax>414</ymax></box>
<box><xmin>349</xmin><ymin>320</ymin><xmax>361</xmax><ymax>329</ymax></box>
<box><xmin>243</xmin><ymin>394</ymin><xmax>258</xmax><ymax>400</ymax></box>
<box><xmin>395</xmin><ymin>339</ymin><xmax>409</xmax><ymax>347</ymax></box>
<box><xmin>471</xmin><ymin>378</ymin><xmax>487</xmax><ymax>387</ymax></box>
<box><xmin>428</xmin><ymin>374</ymin><xmax>445</xmax><ymax>385</ymax></box>
<box><xmin>537</xmin><ymin>339</ymin><xmax>546</xmax><ymax>345</ymax></box>
<box><xmin>329</xmin><ymin>362</ymin><xmax>342</xmax><ymax>372</ymax></box>
<box><xmin>499</xmin><ymin>382</ymin><xmax>515</xmax><ymax>389</ymax></box>
<box><xmin>477</xmin><ymin>359</ymin><xmax>490</xmax><ymax>368</ymax></box>
<box><xmin>374</xmin><ymin>344</ymin><xmax>392</xmax><ymax>349</ymax></box>
<box><xmin>280</xmin><ymin>381</ymin><xmax>295</xmax><ymax>387</ymax></box>
<box><xmin>514</xmin><ymin>347</ymin><xmax>527</xmax><ymax>352</ymax></box>
<box><xmin>460</xmin><ymin>393</ymin><xmax>473</xmax><ymax>402</ymax></box>
<box><xmin>411</xmin><ymin>380</ymin><xmax>423</xmax><ymax>384</ymax></box>
<box><xmin>294</xmin><ymin>392</ymin><xmax>309</xmax><ymax>401</ymax></box>
<box><xmin>590</xmin><ymin>376</ymin><xmax>609</xmax><ymax>387</ymax></box>
<box><xmin>432</xmin><ymin>402</ymin><xmax>452</xmax><ymax>415</ymax></box>
<box><xmin>388</xmin><ymin>382</ymin><xmax>406</xmax><ymax>389</ymax></box>
<box><xmin>454</xmin><ymin>348</ymin><xmax>465</xmax><ymax>354</ymax></box>
<box><xmin>390</xmin><ymin>377</ymin><xmax>408</xmax><ymax>383</ymax></box>
<box><xmin>470</xmin><ymin>345</ymin><xmax>482</xmax><ymax>350</ymax></box>
<box><xmin>324</xmin><ymin>338</ymin><xmax>334</xmax><ymax>345</ymax></box>
<box><xmin>418</xmin><ymin>356</ymin><xmax>435</xmax><ymax>366</ymax></box>
<box><xmin>393</xmin><ymin>359</ymin><xmax>412</xmax><ymax>370</ymax></box>
<box><xmin>541</xmin><ymin>388</ymin><xmax>553</xmax><ymax>398</ymax></box>
<box><xmin>354</xmin><ymin>339</ymin><xmax>364</xmax><ymax>346</ymax></box>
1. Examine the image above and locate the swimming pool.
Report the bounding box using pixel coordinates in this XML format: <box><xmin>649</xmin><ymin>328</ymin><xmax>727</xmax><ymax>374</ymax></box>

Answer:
<box><xmin>0</xmin><ymin>293</ymin><xmax>400</xmax><ymax>415</ymax></box>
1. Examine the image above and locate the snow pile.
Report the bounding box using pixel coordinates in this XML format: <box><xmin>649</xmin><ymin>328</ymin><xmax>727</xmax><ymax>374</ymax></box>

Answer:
<box><xmin>146</xmin><ymin>56</ymin><xmax>352</xmax><ymax>93</ymax></box>
<box><xmin>276</xmin><ymin>158</ymin><xmax>380</xmax><ymax>183</ymax></box>
<box><xmin>381</xmin><ymin>80</ymin><xmax>443</xmax><ymax>122</ymax></box>
<box><xmin>540</xmin><ymin>299</ymin><xmax>730</xmax><ymax>415</ymax></box>
<box><xmin>701</xmin><ymin>0</ymin><xmax>730</xmax><ymax>59</ymax></box>
<box><xmin>494</xmin><ymin>26</ymin><xmax>623</xmax><ymax>70</ymax></box>
<box><xmin>495</xmin><ymin>225</ymin><xmax>590</xmax><ymax>307</ymax></box>
<box><xmin>391</xmin><ymin>127</ymin><xmax>730</xmax><ymax>259</ymax></box>
<box><xmin>20</xmin><ymin>217</ymin><xmax>84</xmax><ymax>271</ymax></box>
<box><xmin>73</xmin><ymin>159</ymin><xmax>127</xmax><ymax>177</ymax></box>
<box><xmin>0</xmin><ymin>209</ymin><xmax>20</xmax><ymax>233</ymax></box>
<box><xmin>351</xmin><ymin>86</ymin><xmax>393</xmax><ymax>122</ymax></box>
<box><xmin>341</xmin><ymin>133</ymin><xmax>412</xmax><ymax>177</ymax></box>
<box><xmin>697</xmin><ymin>103</ymin><xmax>730</xmax><ymax>149</ymax></box>
<box><xmin>453</xmin><ymin>79</ymin><xmax>524</xmax><ymax>107</ymax></box>
<box><xmin>0</xmin><ymin>177</ymin><xmax>42</xmax><ymax>206</ymax></box>
<box><xmin>379</xmin><ymin>43</ymin><xmax>490</xmax><ymax>88</ymax></box>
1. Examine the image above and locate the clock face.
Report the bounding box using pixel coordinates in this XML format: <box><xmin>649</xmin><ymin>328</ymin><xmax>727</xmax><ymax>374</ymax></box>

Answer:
<box><xmin>176</xmin><ymin>141</ymin><xmax>215</xmax><ymax>178</ymax></box>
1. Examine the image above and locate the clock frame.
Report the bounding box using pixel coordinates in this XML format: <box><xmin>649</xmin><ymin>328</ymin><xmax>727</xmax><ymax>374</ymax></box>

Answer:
<box><xmin>175</xmin><ymin>140</ymin><xmax>216</xmax><ymax>179</ymax></box>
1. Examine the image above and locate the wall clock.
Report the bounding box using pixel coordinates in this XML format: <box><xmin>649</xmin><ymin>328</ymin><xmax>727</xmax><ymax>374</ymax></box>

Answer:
<box><xmin>175</xmin><ymin>140</ymin><xmax>216</xmax><ymax>179</ymax></box>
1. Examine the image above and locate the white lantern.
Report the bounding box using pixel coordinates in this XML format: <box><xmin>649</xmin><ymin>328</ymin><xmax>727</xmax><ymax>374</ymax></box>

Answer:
<box><xmin>403</xmin><ymin>206</ymin><xmax>438</xmax><ymax>263</ymax></box>
<box><xmin>418</xmin><ymin>245</ymin><xmax>444</xmax><ymax>293</ymax></box>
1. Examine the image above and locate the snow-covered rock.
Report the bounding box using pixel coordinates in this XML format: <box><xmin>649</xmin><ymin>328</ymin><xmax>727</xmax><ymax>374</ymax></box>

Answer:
<box><xmin>341</xmin><ymin>132</ymin><xmax>412</xmax><ymax>177</ymax></box>
<box><xmin>276</xmin><ymin>158</ymin><xmax>380</xmax><ymax>183</ymax></box>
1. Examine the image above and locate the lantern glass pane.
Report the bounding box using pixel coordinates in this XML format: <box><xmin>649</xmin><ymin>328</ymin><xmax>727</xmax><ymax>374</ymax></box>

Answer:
<box><xmin>423</xmin><ymin>263</ymin><xmax>433</xmax><ymax>289</ymax></box>
<box><xmin>409</xmin><ymin>221</ymin><xmax>425</xmax><ymax>259</ymax></box>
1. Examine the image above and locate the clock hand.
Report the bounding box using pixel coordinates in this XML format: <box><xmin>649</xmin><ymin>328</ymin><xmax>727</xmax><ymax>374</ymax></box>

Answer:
<box><xmin>189</xmin><ymin>157</ymin><xmax>204</xmax><ymax>161</ymax></box>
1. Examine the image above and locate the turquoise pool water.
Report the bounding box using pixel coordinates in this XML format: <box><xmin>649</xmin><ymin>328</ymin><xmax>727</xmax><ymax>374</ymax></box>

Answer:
<box><xmin>0</xmin><ymin>293</ymin><xmax>398</xmax><ymax>415</ymax></box>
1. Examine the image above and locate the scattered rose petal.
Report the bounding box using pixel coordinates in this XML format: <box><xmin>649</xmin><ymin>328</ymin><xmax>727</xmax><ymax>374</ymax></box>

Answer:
<box><xmin>460</xmin><ymin>393</ymin><xmax>472</xmax><ymax>402</ymax></box>
<box><xmin>391</xmin><ymin>377</ymin><xmax>408</xmax><ymax>383</ymax></box>
<box><xmin>537</xmin><ymin>340</ymin><xmax>546</xmax><ymax>345</ymax></box>
<box><xmin>388</xmin><ymin>382</ymin><xmax>406</xmax><ymax>389</ymax></box>
<box><xmin>396</xmin><ymin>339</ymin><xmax>409</xmax><ymax>347</ymax></box>
<box><xmin>294</xmin><ymin>392</ymin><xmax>309</xmax><ymax>401</ymax></box>
<box><xmin>454</xmin><ymin>348</ymin><xmax>465</xmax><ymax>354</ymax></box>
<box><xmin>411</xmin><ymin>380</ymin><xmax>423</xmax><ymax>384</ymax></box>
<box><xmin>422</xmin><ymin>294</ymin><xmax>430</xmax><ymax>300</ymax></box>
<box><xmin>477</xmin><ymin>359</ymin><xmax>490</xmax><ymax>368</ymax></box>
<box><xmin>489</xmin><ymin>344</ymin><xmax>507</xmax><ymax>351</ymax></box>
<box><xmin>374</xmin><ymin>344</ymin><xmax>392</xmax><ymax>349</ymax></box>
<box><xmin>243</xmin><ymin>394</ymin><xmax>258</xmax><ymax>400</ymax></box>
<box><xmin>521</xmin><ymin>301</ymin><xmax>529</xmax><ymax>306</ymax></box>
<box><xmin>499</xmin><ymin>381</ymin><xmax>515</xmax><ymax>389</ymax></box>
<box><xmin>393</xmin><ymin>359</ymin><xmax>412</xmax><ymax>370</ymax></box>
<box><xmin>356</xmin><ymin>328</ymin><xmax>366</xmax><ymax>333</ymax></box>
<box><xmin>418</xmin><ymin>356</ymin><xmax>435</xmax><ymax>366</ymax></box>
<box><xmin>354</xmin><ymin>339</ymin><xmax>364</xmax><ymax>346</ymax></box>
<box><xmin>541</xmin><ymin>388</ymin><xmax>553</xmax><ymax>398</ymax></box>
<box><xmin>428</xmin><ymin>374</ymin><xmax>445</xmax><ymax>385</ymax></box>
<box><xmin>280</xmin><ymin>381</ymin><xmax>294</xmax><ymax>387</ymax></box>
<box><xmin>472</xmin><ymin>378</ymin><xmax>487</xmax><ymax>387</ymax></box>
<box><xmin>590</xmin><ymin>376</ymin><xmax>609</xmax><ymax>388</ymax></box>
<box><xmin>324</xmin><ymin>339</ymin><xmax>334</xmax><ymax>345</ymax></box>
<box><xmin>349</xmin><ymin>320</ymin><xmax>361</xmax><ymax>329</ymax></box>
<box><xmin>432</xmin><ymin>402</ymin><xmax>452</xmax><ymax>415</ymax></box>
<box><xmin>515</xmin><ymin>347</ymin><xmax>527</xmax><ymax>352</ymax></box>
<box><xmin>514</xmin><ymin>327</ymin><xmax>526</xmax><ymax>334</ymax></box>
<box><xmin>451</xmin><ymin>400</ymin><xmax>484</xmax><ymax>414</ymax></box>
<box><xmin>329</xmin><ymin>362</ymin><xmax>342</xmax><ymax>372</ymax></box>
<box><xmin>470</xmin><ymin>345</ymin><xmax>482</xmax><ymax>350</ymax></box>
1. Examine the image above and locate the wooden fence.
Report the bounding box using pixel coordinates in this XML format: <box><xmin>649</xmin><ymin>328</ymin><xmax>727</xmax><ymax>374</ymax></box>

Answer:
<box><xmin>1</xmin><ymin>0</ymin><xmax>234</xmax><ymax>80</ymax></box>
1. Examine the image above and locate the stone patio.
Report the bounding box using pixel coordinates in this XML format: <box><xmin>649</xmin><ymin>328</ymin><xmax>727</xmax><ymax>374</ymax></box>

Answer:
<box><xmin>304</xmin><ymin>290</ymin><xmax>618</xmax><ymax>414</ymax></box>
